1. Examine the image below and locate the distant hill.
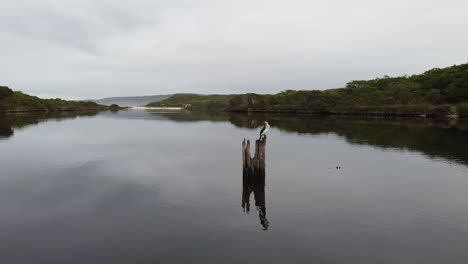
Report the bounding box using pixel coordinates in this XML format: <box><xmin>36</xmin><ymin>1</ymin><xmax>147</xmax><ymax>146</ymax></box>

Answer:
<box><xmin>88</xmin><ymin>95</ymin><xmax>173</xmax><ymax>107</ymax></box>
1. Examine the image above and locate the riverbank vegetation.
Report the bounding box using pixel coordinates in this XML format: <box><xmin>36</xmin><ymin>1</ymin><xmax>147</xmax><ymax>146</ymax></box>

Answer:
<box><xmin>148</xmin><ymin>63</ymin><xmax>468</xmax><ymax>117</ymax></box>
<box><xmin>458</xmin><ymin>103</ymin><xmax>468</xmax><ymax>117</ymax></box>
<box><xmin>146</xmin><ymin>93</ymin><xmax>237</xmax><ymax>111</ymax></box>
<box><xmin>0</xmin><ymin>86</ymin><xmax>115</xmax><ymax>113</ymax></box>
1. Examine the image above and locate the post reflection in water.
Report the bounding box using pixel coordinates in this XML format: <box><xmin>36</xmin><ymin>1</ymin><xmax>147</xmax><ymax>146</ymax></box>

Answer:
<box><xmin>242</xmin><ymin>179</ymin><xmax>269</xmax><ymax>230</ymax></box>
<box><xmin>241</xmin><ymin>137</ymin><xmax>269</xmax><ymax>230</ymax></box>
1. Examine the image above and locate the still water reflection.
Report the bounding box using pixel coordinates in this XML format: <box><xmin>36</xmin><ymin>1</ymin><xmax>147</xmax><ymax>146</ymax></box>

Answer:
<box><xmin>242</xmin><ymin>179</ymin><xmax>269</xmax><ymax>231</ymax></box>
<box><xmin>1</xmin><ymin>110</ymin><xmax>468</xmax><ymax>263</ymax></box>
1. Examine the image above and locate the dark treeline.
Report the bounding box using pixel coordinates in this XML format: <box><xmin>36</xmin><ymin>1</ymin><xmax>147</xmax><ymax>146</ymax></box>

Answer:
<box><xmin>147</xmin><ymin>93</ymin><xmax>236</xmax><ymax>111</ymax></box>
<box><xmin>0</xmin><ymin>86</ymin><xmax>118</xmax><ymax>113</ymax></box>
<box><xmin>149</xmin><ymin>63</ymin><xmax>468</xmax><ymax>117</ymax></box>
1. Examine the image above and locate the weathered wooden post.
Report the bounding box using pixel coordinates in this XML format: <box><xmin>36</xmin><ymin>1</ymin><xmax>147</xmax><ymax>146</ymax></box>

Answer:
<box><xmin>242</xmin><ymin>137</ymin><xmax>266</xmax><ymax>182</ymax></box>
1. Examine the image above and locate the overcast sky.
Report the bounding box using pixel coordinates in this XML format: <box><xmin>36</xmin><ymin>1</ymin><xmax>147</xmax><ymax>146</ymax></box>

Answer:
<box><xmin>1</xmin><ymin>0</ymin><xmax>468</xmax><ymax>99</ymax></box>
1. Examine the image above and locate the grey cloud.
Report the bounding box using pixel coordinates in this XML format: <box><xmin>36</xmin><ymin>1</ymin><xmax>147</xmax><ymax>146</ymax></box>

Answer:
<box><xmin>1</xmin><ymin>0</ymin><xmax>468</xmax><ymax>99</ymax></box>
<box><xmin>0</xmin><ymin>1</ymin><xmax>162</xmax><ymax>53</ymax></box>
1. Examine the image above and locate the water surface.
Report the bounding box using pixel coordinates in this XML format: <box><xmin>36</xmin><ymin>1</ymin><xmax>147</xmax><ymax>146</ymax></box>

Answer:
<box><xmin>1</xmin><ymin>110</ymin><xmax>468</xmax><ymax>263</ymax></box>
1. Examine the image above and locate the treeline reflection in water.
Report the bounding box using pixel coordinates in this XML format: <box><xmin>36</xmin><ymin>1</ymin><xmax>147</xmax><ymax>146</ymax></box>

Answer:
<box><xmin>151</xmin><ymin>111</ymin><xmax>468</xmax><ymax>166</ymax></box>
<box><xmin>0</xmin><ymin>111</ymin><xmax>101</xmax><ymax>140</ymax></box>
<box><xmin>2</xmin><ymin>110</ymin><xmax>468</xmax><ymax>166</ymax></box>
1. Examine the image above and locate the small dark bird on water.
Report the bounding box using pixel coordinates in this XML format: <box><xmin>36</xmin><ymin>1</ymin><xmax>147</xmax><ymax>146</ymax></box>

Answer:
<box><xmin>259</xmin><ymin>121</ymin><xmax>270</xmax><ymax>139</ymax></box>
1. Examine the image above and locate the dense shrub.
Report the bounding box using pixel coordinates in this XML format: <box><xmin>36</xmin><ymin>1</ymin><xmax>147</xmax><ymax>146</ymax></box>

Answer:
<box><xmin>425</xmin><ymin>105</ymin><xmax>451</xmax><ymax>117</ymax></box>
<box><xmin>458</xmin><ymin>103</ymin><xmax>468</xmax><ymax>117</ymax></box>
<box><xmin>0</xmin><ymin>89</ymin><xmax>109</xmax><ymax>112</ymax></box>
<box><xmin>0</xmin><ymin>86</ymin><xmax>14</xmax><ymax>100</ymax></box>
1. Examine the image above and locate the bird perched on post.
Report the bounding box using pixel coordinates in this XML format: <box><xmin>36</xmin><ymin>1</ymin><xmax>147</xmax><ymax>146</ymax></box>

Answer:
<box><xmin>259</xmin><ymin>121</ymin><xmax>270</xmax><ymax>139</ymax></box>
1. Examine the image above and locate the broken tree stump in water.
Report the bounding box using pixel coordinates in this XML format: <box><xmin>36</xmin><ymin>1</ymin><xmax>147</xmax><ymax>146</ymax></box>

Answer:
<box><xmin>242</xmin><ymin>137</ymin><xmax>266</xmax><ymax>182</ymax></box>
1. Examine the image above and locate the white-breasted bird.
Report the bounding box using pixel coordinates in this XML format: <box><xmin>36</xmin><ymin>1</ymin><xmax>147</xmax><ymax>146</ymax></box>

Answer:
<box><xmin>259</xmin><ymin>121</ymin><xmax>270</xmax><ymax>139</ymax></box>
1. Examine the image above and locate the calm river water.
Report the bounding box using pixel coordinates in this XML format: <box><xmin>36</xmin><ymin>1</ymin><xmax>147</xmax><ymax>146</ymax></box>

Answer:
<box><xmin>1</xmin><ymin>110</ymin><xmax>468</xmax><ymax>263</ymax></box>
